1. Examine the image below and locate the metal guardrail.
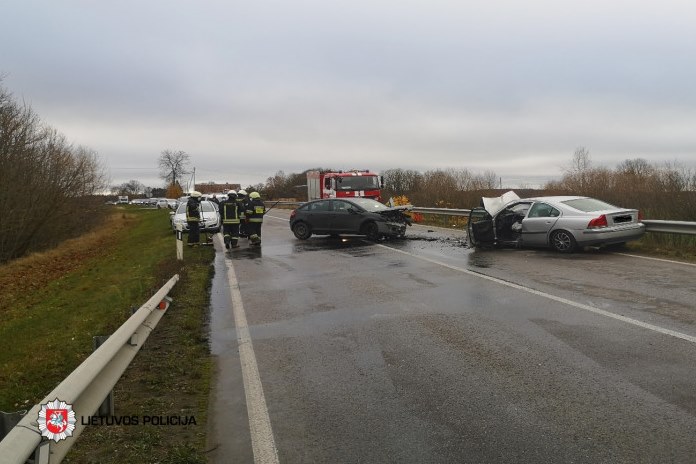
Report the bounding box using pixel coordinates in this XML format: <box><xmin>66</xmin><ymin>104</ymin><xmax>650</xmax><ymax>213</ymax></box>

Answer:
<box><xmin>641</xmin><ymin>220</ymin><xmax>696</xmax><ymax>236</ymax></box>
<box><xmin>412</xmin><ymin>207</ymin><xmax>471</xmax><ymax>217</ymax></box>
<box><xmin>0</xmin><ymin>275</ymin><xmax>180</xmax><ymax>464</ymax></box>
<box><xmin>265</xmin><ymin>202</ymin><xmax>696</xmax><ymax>235</ymax></box>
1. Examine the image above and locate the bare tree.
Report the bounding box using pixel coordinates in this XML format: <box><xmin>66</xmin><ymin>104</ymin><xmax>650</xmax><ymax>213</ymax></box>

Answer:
<box><xmin>158</xmin><ymin>149</ymin><xmax>190</xmax><ymax>189</ymax></box>
<box><xmin>118</xmin><ymin>180</ymin><xmax>145</xmax><ymax>196</ymax></box>
<box><xmin>1</xmin><ymin>81</ymin><xmax>108</xmax><ymax>263</ymax></box>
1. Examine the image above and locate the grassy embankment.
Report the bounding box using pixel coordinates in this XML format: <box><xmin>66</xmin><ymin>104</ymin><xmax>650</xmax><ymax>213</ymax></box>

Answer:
<box><xmin>0</xmin><ymin>207</ymin><xmax>214</xmax><ymax>463</ymax></box>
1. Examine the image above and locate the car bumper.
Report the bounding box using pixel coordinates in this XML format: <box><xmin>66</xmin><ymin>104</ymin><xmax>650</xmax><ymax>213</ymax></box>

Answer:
<box><xmin>378</xmin><ymin>221</ymin><xmax>407</xmax><ymax>236</ymax></box>
<box><xmin>578</xmin><ymin>223</ymin><xmax>646</xmax><ymax>246</ymax></box>
<box><xmin>172</xmin><ymin>221</ymin><xmax>220</xmax><ymax>232</ymax></box>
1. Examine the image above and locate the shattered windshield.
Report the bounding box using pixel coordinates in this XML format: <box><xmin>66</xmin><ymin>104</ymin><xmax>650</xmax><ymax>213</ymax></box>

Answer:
<box><xmin>349</xmin><ymin>198</ymin><xmax>389</xmax><ymax>211</ymax></box>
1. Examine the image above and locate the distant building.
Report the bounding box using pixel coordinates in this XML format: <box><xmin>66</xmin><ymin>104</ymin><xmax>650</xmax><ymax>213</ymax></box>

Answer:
<box><xmin>195</xmin><ymin>182</ymin><xmax>241</xmax><ymax>194</ymax></box>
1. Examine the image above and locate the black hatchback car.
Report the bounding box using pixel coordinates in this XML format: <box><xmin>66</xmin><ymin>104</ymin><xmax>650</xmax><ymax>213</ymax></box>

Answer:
<box><xmin>289</xmin><ymin>198</ymin><xmax>411</xmax><ymax>240</ymax></box>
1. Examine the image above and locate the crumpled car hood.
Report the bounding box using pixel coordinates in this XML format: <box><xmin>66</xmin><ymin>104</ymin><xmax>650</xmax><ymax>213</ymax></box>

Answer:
<box><xmin>377</xmin><ymin>206</ymin><xmax>412</xmax><ymax>226</ymax></box>
<box><xmin>481</xmin><ymin>191</ymin><xmax>520</xmax><ymax>216</ymax></box>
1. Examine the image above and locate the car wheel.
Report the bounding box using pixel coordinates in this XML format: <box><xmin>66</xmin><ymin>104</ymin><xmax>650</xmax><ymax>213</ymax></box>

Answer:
<box><xmin>292</xmin><ymin>221</ymin><xmax>312</xmax><ymax>240</ymax></box>
<box><xmin>363</xmin><ymin>221</ymin><xmax>380</xmax><ymax>241</ymax></box>
<box><xmin>550</xmin><ymin>229</ymin><xmax>577</xmax><ymax>253</ymax></box>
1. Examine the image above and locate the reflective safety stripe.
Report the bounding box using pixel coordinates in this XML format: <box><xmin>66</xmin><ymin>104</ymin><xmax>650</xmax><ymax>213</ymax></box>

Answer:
<box><xmin>223</xmin><ymin>219</ymin><xmax>241</xmax><ymax>224</ymax></box>
<box><xmin>248</xmin><ymin>218</ymin><xmax>263</xmax><ymax>223</ymax></box>
<box><xmin>254</xmin><ymin>206</ymin><xmax>265</xmax><ymax>214</ymax></box>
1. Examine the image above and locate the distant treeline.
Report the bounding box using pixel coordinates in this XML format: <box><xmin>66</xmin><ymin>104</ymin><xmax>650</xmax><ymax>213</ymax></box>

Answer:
<box><xmin>260</xmin><ymin>151</ymin><xmax>696</xmax><ymax>222</ymax></box>
<box><xmin>544</xmin><ymin>150</ymin><xmax>696</xmax><ymax>221</ymax></box>
<box><xmin>0</xmin><ymin>82</ymin><xmax>108</xmax><ymax>263</ymax></box>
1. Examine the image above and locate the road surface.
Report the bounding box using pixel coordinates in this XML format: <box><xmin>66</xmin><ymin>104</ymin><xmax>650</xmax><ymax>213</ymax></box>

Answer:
<box><xmin>207</xmin><ymin>210</ymin><xmax>696</xmax><ymax>463</ymax></box>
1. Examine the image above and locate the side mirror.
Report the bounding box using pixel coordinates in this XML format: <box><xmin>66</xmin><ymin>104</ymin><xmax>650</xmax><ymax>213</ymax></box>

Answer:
<box><xmin>379</xmin><ymin>176</ymin><xmax>384</xmax><ymax>189</ymax></box>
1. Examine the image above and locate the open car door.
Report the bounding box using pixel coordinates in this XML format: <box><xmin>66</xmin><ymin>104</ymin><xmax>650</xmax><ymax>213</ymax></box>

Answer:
<box><xmin>468</xmin><ymin>207</ymin><xmax>495</xmax><ymax>247</ymax></box>
<box><xmin>468</xmin><ymin>191</ymin><xmax>521</xmax><ymax>247</ymax></box>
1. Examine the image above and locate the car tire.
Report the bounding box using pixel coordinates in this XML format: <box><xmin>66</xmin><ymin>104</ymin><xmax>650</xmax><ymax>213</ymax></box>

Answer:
<box><xmin>363</xmin><ymin>221</ymin><xmax>380</xmax><ymax>241</ymax></box>
<box><xmin>292</xmin><ymin>221</ymin><xmax>312</xmax><ymax>240</ymax></box>
<box><xmin>550</xmin><ymin>229</ymin><xmax>577</xmax><ymax>253</ymax></box>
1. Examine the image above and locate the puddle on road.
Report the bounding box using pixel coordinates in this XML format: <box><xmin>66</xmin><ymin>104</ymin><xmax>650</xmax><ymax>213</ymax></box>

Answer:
<box><xmin>208</xmin><ymin>248</ymin><xmax>235</xmax><ymax>355</ymax></box>
<box><xmin>225</xmin><ymin>247</ymin><xmax>263</xmax><ymax>260</ymax></box>
<box><xmin>467</xmin><ymin>251</ymin><xmax>494</xmax><ymax>268</ymax></box>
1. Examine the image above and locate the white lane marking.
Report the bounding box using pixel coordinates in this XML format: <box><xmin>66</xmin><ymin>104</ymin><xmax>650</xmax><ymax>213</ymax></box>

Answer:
<box><xmin>219</xmin><ymin>235</ymin><xmax>280</xmax><ymax>464</ymax></box>
<box><xmin>376</xmin><ymin>243</ymin><xmax>696</xmax><ymax>345</ymax></box>
<box><xmin>265</xmin><ymin>214</ymin><xmax>289</xmax><ymax>222</ymax></box>
<box><xmin>613</xmin><ymin>252</ymin><xmax>696</xmax><ymax>268</ymax></box>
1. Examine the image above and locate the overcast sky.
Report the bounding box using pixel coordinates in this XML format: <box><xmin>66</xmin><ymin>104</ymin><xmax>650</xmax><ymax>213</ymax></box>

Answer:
<box><xmin>2</xmin><ymin>0</ymin><xmax>696</xmax><ymax>190</ymax></box>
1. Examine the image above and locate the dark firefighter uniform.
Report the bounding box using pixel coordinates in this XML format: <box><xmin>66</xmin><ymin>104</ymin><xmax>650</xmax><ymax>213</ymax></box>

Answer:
<box><xmin>220</xmin><ymin>192</ymin><xmax>241</xmax><ymax>249</ymax></box>
<box><xmin>236</xmin><ymin>190</ymin><xmax>248</xmax><ymax>238</ymax></box>
<box><xmin>245</xmin><ymin>192</ymin><xmax>265</xmax><ymax>246</ymax></box>
<box><xmin>186</xmin><ymin>192</ymin><xmax>202</xmax><ymax>245</ymax></box>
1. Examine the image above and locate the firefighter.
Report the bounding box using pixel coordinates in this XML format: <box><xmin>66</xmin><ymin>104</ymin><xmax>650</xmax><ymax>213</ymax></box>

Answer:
<box><xmin>220</xmin><ymin>191</ymin><xmax>241</xmax><ymax>249</ymax></box>
<box><xmin>245</xmin><ymin>191</ymin><xmax>265</xmax><ymax>247</ymax></box>
<box><xmin>236</xmin><ymin>189</ymin><xmax>248</xmax><ymax>238</ymax></box>
<box><xmin>186</xmin><ymin>191</ymin><xmax>202</xmax><ymax>246</ymax></box>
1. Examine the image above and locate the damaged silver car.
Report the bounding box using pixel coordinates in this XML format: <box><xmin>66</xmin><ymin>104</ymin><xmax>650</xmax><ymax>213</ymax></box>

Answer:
<box><xmin>468</xmin><ymin>191</ymin><xmax>645</xmax><ymax>253</ymax></box>
<box><xmin>290</xmin><ymin>198</ymin><xmax>411</xmax><ymax>240</ymax></box>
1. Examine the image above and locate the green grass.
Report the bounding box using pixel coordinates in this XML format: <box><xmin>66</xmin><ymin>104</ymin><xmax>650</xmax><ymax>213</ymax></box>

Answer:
<box><xmin>0</xmin><ymin>207</ymin><xmax>214</xmax><ymax>462</ymax></box>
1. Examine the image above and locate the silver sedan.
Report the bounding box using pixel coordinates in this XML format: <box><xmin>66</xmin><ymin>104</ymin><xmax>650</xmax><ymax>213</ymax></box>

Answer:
<box><xmin>468</xmin><ymin>191</ymin><xmax>645</xmax><ymax>252</ymax></box>
<box><xmin>170</xmin><ymin>200</ymin><xmax>221</xmax><ymax>233</ymax></box>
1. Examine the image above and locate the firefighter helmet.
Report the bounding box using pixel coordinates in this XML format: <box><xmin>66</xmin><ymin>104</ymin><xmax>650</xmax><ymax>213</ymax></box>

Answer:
<box><xmin>249</xmin><ymin>191</ymin><xmax>260</xmax><ymax>199</ymax></box>
<box><xmin>238</xmin><ymin>189</ymin><xmax>247</xmax><ymax>196</ymax></box>
<box><xmin>190</xmin><ymin>191</ymin><xmax>202</xmax><ymax>198</ymax></box>
<box><xmin>227</xmin><ymin>190</ymin><xmax>237</xmax><ymax>196</ymax></box>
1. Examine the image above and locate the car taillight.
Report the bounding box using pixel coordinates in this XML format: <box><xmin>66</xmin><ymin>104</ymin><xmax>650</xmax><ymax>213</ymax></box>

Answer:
<box><xmin>638</xmin><ymin>210</ymin><xmax>644</xmax><ymax>222</ymax></box>
<box><xmin>587</xmin><ymin>214</ymin><xmax>608</xmax><ymax>229</ymax></box>
<box><xmin>290</xmin><ymin>210</ymin><xmax>296</xmax><ymax>219</ymax></box>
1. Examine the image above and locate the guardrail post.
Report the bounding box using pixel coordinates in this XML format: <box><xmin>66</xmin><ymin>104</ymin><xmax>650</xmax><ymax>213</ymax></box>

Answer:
<box><xmin>176</xmin><ymin>223</ymin><xmax>184</xmax><ymax>260</ymax></box>
<box><xmin>0</xmin><ymin>411</ymin><xmax>25</xmax><ymax>441</ymax></box>
<box><xmin>92</xmin><ymin>336</ymin><xmax>115</xmax><ymax>417</ymax></box>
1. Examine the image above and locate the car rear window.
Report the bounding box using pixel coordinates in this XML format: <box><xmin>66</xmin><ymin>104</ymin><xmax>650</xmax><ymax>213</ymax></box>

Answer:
<box><xmin>562</xmin><ymin>198</ymin><xmax>616</xmax><ymax>212</ymax></box>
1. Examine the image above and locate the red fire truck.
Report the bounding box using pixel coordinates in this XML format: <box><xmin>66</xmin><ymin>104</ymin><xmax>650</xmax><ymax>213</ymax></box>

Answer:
<box><xmin>307</xmin><ymin>170</ymin><xmax>383</xmax><ymax>201</ymax></box>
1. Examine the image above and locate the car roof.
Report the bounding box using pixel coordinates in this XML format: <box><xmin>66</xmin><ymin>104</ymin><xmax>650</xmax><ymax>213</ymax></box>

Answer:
<box><xmin>523</xmin><ymin>196</ymin><xmax>588</xmax><ymax>203</ymax></box>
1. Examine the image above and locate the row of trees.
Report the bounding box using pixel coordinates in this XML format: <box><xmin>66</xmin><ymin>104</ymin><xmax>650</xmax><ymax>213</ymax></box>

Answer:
<box><xmin>260</xmin><ymin>167</ymin><xmax>499</xmax><ymax>207</ymax></box>
<box><xmin>0</xmin><ymin>82</ymin><xmax>108</xmax><ymax>263</ymax></box>
<box><xmin>546</xmin><ymin>148</ymin><xmax>696</xmax><ymax>220</ymax></box>
<box><xmin>258</xmin><ymin>154</ymin><xmax>695</xmax><ymax>222</ymax></box>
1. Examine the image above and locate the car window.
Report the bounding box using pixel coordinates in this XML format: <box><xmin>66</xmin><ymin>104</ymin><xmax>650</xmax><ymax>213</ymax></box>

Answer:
<box><xmin>332</xmin><ymin>200</ymin><xmax>352</xmax><ymax>212</ymax></box>
<box><xmin>200</xmin><ymin>201</ymin><xmax>216</xmax><ymax>212</ymax></box>
<box><xmin>562</xmin><ymin>198</ymin><xmax>616</xmax><ymax>212</ymax></box>
<box><xmin>506</xmin><ymin>202</ymin><xmax>531</xmax><ymax>215</ymax></box>
<box><xmin>308</xmin><ymin>200</ymin><xmax>330</xmax><ymax>212</ymax></box>
<box><xmin>528</xmin><ymin>202</ymin><xmax>560</xmax><ymax>218</ymax></box>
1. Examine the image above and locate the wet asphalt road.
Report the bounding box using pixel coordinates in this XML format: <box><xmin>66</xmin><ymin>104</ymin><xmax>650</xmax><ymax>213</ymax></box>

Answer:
<box><xmin>207</xmin><ymin>210</ymin><xmax>696</xmax><ymax>463</ymax></box>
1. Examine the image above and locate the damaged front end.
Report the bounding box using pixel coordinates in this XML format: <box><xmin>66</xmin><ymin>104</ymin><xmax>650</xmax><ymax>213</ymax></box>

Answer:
<box><xmin>468</xmin><ymin>191</ymin><xmax>520</xmax><ymax>248</ymax></box>
<box><xmin>377</xmin><ymin>206</ymin><xmax>412</xmax><ymax>237</ymax></box>
<box><xmin>379</xmin><ymin>206</ymin><xmax>413</xmax><ymax>226</ymax></box>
